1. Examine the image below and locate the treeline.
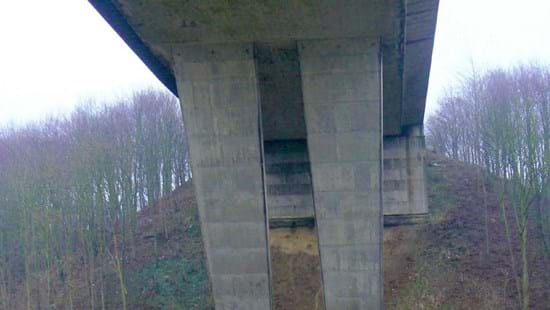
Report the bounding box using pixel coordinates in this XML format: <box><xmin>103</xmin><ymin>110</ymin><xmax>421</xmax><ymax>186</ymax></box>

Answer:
<box><xmin>0</xmin><ymin>90</ymin><xmax>189</xmax><ymax>309</ymax></box>
<box><xmin>426</xmin><ymin>64</ymin><xmax>550</xmax><ymax>310</ymax></box>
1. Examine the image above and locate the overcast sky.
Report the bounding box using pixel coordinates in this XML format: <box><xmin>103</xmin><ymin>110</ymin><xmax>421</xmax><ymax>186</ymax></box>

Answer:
<box><xmin>1</xmin><ymin>0</ymin><xmax>550</xmax><ymax>127</ymax></box>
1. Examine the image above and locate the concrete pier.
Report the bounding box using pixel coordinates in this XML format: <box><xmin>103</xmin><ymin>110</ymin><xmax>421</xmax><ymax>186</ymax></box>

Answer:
<box><xmin>174</xmin><ymin>39</ymin><xmax>384</xmax><ymax>309</ymax></box>
<box><xmin>90</xmin><ymin>0</ymin><xmax>439</xmax><ymax>308</ymax></box>
<box><xmin>174</xmin><ymin>44</ymin><xmax>271</xmax><ymax>309</ymax></box>
<box><xmin>383</xmin><ymin>125</ymin><xmax>428</xmax><ymax>217</ymax></box>
<box><xmin>299</xmin><ymin>39</ymin><xmax>382</xmax><ymax>309</ymax></box>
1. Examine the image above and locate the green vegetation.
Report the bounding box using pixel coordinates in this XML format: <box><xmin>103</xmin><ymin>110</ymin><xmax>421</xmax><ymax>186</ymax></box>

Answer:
<box><xmin>424</xmin><ymin>165</ymin><xmax>455</xmax><ymax>223</ymax></box>
<box><xmin>129</xmin><ymin>258</ymin><xmax>210</xmax><ymax>309</ymax></box>
<box><xmin>387</xmin><ymin>164</ymin><xmax>458</xmax><ymax>310</ymax></box>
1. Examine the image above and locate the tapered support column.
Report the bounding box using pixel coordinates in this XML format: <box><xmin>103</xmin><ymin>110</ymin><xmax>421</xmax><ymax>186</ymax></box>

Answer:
<box><xmin>298</xmin><ymin>39</ymin><xmax>383</xmax><ymax>309</ymax></box>
<box><xmin>173</xmin><ymin>43</ymin><xmax>271</xmax><ymax>310</ymax></box>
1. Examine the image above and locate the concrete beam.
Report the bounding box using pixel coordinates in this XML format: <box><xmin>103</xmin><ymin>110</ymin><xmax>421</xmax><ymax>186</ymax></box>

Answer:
<box><xmin>402</xmin><ymin>0</ymin><xmax>440</xmax><ymax>126</ymax></box>
<box><xmin>91</xmin><ymin>0</ymin><xmax>439</xmax><ymax>136</ymax></box>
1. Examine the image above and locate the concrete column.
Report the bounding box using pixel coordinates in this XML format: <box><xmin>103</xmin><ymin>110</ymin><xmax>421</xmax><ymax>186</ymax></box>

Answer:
<box><xmin>173</xmin><ymin>43</ymin><xmax>271</xmax><ymax>310</ymax></box>
<box><xmin>383</xmin><ymin>125</ymin><xmax>428</xmax><ymax>217</ymax></box>
<box><xmin>298</xmin><ymin>39</ymin><xmax>383</xmax><ymax>309</ymax></box>
<box><xmin>406</xmin><ymin>125</ymin><xmax>428</xmax><ymax>214</ymax></box>
<box><xmin>383</xmin><ymin>135</ymin><xmax>410</xmax><ymax>215</ymax></box>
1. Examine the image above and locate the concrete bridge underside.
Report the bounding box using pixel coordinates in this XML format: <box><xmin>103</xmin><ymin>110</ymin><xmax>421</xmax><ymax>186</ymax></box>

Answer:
<box><xmin>90</xmin><ymin>1</ymin><xmax>438</xmax><ymax>309</ymax></box>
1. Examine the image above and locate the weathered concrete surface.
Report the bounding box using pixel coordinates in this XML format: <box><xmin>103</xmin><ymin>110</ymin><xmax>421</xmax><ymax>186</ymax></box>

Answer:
<box><xmin>402</xmin><ymin>0</ymin><xmax>440</xmax><ymax>127</ymax></box>
<box><xmin>256</xmin><ymin>44</ymin><xmax>315</xmax><ymax>225</ymax></box>
<box><xmin>383</xmin><ymin>125</ymin><xmax>428</xmax><ymax>216</ymax></box>
<box><xmin>257</xmin><ymin>44</ymin><xmax>307</xmax><ymax>141</ymax></box>
<box><xmin>384</xmin><ymin>134</ymin><xmax>410</xmax><ymax>215</ymax></box>
<box><xmin>299</xmin><ymin>38</ymin><xmax>383</xmax><ymax>309</ymax></box>
<box><xmin>173</xmin><ymin>43</ymin><xmax>271</xmax><ymax>310</ymax></box>
<box><xmin>89</xmin><ymin>0</ymin><xmax>439</xmax><ymax>137</ymax></box>
<box><xmin>407</xmin><ymin>126</ymin><xmax>428</xmax><ymax>214</ymax></box>
<box><xmin>264</xmin><ymin>140</ymin><xmax>315</xmax><ymax>221</ymax></box>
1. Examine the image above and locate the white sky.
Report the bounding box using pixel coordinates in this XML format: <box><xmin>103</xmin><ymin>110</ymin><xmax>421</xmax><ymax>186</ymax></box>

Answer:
<box><xmin>1</xmin><ymin>0</ymin><xmax>550</xmax><ymax>126</ymax></box>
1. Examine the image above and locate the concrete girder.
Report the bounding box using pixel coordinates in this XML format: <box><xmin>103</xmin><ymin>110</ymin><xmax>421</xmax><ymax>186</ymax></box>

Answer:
<box><xmin>89</xmin><ymin>0</ymin><xmax>439</xmax><ymax>135</ymax></box>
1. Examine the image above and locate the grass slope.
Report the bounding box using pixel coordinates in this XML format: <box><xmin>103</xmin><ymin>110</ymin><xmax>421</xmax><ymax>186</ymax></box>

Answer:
<box><xmin>385</xmin><ymin>153</ymin><xmax>550</xmax><ymax>310</ymax></box>
<box><xmin>67</xmin><ymin>154</ymin><xmax>549</xmax><ymax>309</ymax></box>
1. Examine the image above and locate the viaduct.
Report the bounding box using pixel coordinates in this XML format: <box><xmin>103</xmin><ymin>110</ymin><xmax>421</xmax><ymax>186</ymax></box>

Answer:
<box><xmin>90</xmin><ymin>1</ymin><xmax>439</xmax><ymax>308</ymax></box>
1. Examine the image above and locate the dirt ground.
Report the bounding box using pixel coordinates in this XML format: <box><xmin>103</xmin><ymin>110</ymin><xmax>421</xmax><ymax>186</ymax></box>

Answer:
<box><xmin>269</xmin><ymin>153</ymin><xmax>550</xmax><ymax>309</ymax></box>
<box><xmin>268</xmin><ymin>224</ymin><xmax>422</xmax><ymax>310</ymax></box>
<box><xmin>383</xmin><ymin>225</ymin><xmax>419</xmax><ymax>305</ymax></box>
<box><xmin>40</xmin><ymin>154</ymin><xmax>549</xmax><ymax>309</ymax></box>
<box><xmin>383</xmin><ymin>153</ymin><xmax>550</xmax><ymax>310</ymax></box>
<box><xmin>267</xmin><ymin>217</ymin><xmax>423</xmax><ymax>310</ymax></box>
<box><xmin>270</xmin><ymin>227</ymin><xmax>325</xmax><ymax>310</ymax></box>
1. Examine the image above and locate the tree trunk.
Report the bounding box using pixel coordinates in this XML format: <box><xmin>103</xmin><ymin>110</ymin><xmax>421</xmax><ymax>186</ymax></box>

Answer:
<box><xmin>520</xmin><ymin>222</ymin><xmax>529</xmax><ymax>310</ymax></box>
